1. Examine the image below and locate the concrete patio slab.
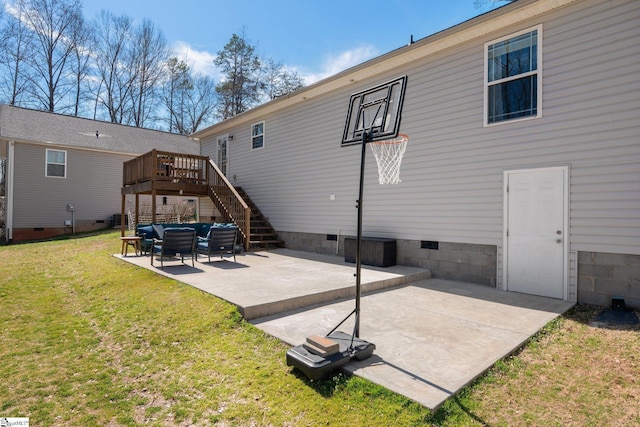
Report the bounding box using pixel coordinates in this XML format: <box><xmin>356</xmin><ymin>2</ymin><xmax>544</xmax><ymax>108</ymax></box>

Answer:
<box><xmin>117</xmin><ymin>248</ymin><xmax>430</xmax><ymax>319</ymax></box>
<box><xmin>254</xmin><ymin>279</ymin><xmax>574</xmax><ymax>409</ymax></box>
<box><xmin>115</xmin><ymin>248</ymin><xmax>574</xmax><ymax>409</ymax></box>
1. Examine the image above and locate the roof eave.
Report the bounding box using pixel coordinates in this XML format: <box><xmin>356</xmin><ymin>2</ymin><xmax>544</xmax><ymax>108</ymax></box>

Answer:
<box><xmin>190</xmin><ymin>0</ymin><xmax>579</xmax><ymax>139</ymax></box>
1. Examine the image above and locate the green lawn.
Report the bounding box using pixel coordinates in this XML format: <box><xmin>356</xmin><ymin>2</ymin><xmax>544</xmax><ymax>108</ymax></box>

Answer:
<box><xmin>1</xmin><ymin>231</ymin><xmax>638</xmax><ymax>426</ymax></box>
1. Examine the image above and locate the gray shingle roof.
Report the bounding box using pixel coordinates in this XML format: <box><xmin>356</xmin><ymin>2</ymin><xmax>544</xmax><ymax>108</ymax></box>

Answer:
<box><xmin>0</xmin><ymin>104</ymin><xmax>199</xmax><ymax>155</ymax></box>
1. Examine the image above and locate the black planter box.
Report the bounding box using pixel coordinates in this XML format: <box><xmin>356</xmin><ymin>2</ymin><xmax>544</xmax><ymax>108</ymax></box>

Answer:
<box><xmin>344</xmin><ymin>237</ymin><xmax>397</xmax><ymax>267</ymax></box>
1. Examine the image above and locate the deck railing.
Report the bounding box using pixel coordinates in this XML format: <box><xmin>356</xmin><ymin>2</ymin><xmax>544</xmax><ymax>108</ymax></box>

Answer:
<box><xmin>122</xmin><ymin>150</ymin><xmax>251</xmax><ymax>250</ymax></box>
<box><xmin>206</xmin><ymin>159</ymin><xmax>251</xmax><ymax>250</ymax></box>
<box><xmin>123</xmin><ymin>149</ymin><xmax>209</xmax><ymax>186</ymax></box>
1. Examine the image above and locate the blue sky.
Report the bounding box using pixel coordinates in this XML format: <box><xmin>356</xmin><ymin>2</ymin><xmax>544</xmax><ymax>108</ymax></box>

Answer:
<box><xmin>81</xmin><ymin>0</ymin><xmax>510</xmax><ymax>84</ymax></box>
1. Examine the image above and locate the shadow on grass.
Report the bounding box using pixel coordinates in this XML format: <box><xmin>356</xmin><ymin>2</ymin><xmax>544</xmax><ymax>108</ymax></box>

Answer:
<box><xmin>429</xmin><ymin>393</ymin><xmax>493</xmax><ymax>426</ymax></box>
<box><xmin>288</xmin><ymin>369</ymin><xmax>350</xmax><ymax>398</ymax></box>
<box><xmin>568</xmin><ymin>303</ymin><xmax>640</xmax><ymax>331</ymax></box>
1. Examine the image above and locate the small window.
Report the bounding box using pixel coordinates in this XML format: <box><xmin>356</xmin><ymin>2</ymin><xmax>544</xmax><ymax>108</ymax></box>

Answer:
<box><xmin>485</xmin><ymin>26</ymin><xmax>542</xmax><ymax>125</ymax></box>
<box><xmin>46</xmin><ymin>149</ymin><xmax>66</xmax><ymax>178</ymax></box>
<box><xmin>251</xmin><ymin>121</ymin><xmax>264</xmax><ymax>150</ymax></box>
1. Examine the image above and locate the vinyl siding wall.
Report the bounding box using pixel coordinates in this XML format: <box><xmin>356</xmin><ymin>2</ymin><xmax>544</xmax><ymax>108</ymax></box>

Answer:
<box><xmin>13</xmin><ymin>143</ymin><xmax>132</xmax><ymax>227</ymax></box>
<box><xmin>202</xmin><ymin>0</ymin><xmax>640</xmax><ymax>256</ymax></box>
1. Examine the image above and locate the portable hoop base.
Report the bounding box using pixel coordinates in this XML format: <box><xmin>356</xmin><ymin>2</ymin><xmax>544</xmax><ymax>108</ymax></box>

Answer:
<box><xmin>286</xmin><ymin>331</ymin><xmax>376</xmax><ymax>380</ymax></box>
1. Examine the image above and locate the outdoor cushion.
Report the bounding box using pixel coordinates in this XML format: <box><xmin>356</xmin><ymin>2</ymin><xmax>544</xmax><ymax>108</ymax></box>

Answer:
<box><xmin>137</xmin><ymin>223</ymin><xmax>220</xmax><ymax>239</ymax></box>
<box><xmin>205</xmin><ymin>223</ymin><xmax>237</xmax><ymax>239</ymax></box>
<box><xmin>152</xmin><ymin>224</ymin><xmax>165</xmax><ymax>240</ymax></box>
<box><xmin>137</xmin><ymin>225</ymin><xmax>154</xmax><ymax>239</ymax></box>
<box><xmin>135</xmin><ymin>225</ymin><xmax>155</xmax><ymax>254</ymax></box>
<box><xmin>151</xmin><ymin>228</ymin><xmax>196</xmax><ymax>269</ymax></box>
<box><xmin>197</xmin><ymin>226</ymin><xmax>238</xmax><ymax>263</ymax></box>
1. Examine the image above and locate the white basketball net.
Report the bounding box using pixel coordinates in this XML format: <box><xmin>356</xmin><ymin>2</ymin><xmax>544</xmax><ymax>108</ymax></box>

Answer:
<box><xmin>369</xmin><ymin>134</ymin><xmax>408</xmax><ymax>185</ymax></box>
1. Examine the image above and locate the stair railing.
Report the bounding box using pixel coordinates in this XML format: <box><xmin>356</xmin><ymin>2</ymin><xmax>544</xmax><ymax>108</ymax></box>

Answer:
<box><xmin>206</xmin><ymin>159</ymin><xmax>251</xmax><ymax>250</ymax></box>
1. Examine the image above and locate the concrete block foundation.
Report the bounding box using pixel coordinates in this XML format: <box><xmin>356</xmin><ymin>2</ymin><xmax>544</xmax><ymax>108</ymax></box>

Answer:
<box><xmin>279</xmin><ymin>231</ymin><xmax>497</xmax><ymax>287</ymax></box>
<box><xmin>578</xmin><ymin>251</ymin><xmax>640</xmax><ymax>309</ymax></box>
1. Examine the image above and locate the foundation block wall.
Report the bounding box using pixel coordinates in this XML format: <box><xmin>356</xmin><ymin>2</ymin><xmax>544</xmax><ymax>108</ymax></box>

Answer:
<box><xmin>279</xmin><ymin>233</ymin><xmax>640</xmax><ymax>308</ymax></box>
<box><xmin>578</xmin><ymin>252</ymin><xmax>640</xmax><ymax>309</ymax></box>
<box><xmin>397</xmin><ymin>240</ymin><xmax>497</xmax><ymax>287</ymax></box>
<box><xmin>279</xmin><ymin>231</ymin><xmax>344</xmax><ymax>256</ymax></box>
<box><xmin>10</xmin><ymin>220</ymin><xmax>112</xmax><ymax>243</ymax></box>
<box><xmin>280</xmin><ymin>231</ymin><xmax>497</xmax><ymax>287</ymax></box>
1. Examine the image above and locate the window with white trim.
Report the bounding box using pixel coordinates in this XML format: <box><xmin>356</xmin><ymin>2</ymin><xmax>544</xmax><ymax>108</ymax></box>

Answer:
<box><xmin>46</xmin><ymin>149</ymin><xmax>66</xmax><ymax>178</ymax></box>
<box><xmin>251</xmin><ymin>121</ymin><xmax>264</xmax><ymax>150</ymax></box>
<box><xmin>485</xmin><ymin>26</ymin><xmax>541</xmax><ymax>125</ymax></box>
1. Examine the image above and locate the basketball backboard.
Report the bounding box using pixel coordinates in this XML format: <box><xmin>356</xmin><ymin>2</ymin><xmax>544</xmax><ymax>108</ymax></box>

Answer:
<box><xmin>341</xmin><ymin>75</ymin><xmax>408</xmax><ymax>146</ymax></box>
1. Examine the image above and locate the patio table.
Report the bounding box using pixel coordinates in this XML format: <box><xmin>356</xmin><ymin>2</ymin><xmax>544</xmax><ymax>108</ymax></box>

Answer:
<box><xmin>121</xmin><ymin>236</ymin><xmax>142</xmax><ymax>256</ymax></box>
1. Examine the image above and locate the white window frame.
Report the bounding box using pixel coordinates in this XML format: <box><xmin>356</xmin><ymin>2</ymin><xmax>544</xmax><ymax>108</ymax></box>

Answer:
<box><xmin>45</xmin><ymin>149</ymin><xmax>67</xmax><ymax>178</ymax></box>
<box><xmin>251</xmin><ymin>121</ymin><xmax>265</xmax><ymax>150</ymax></box>
<box><xmin>484</xmin><ymin>25</ymin><xmax>543</xmax><ymax>127</ymax></box>
<box><xmin>216</xmin><ymin>134</ymin><xmax>229</xmax><ymax>176</ymax></box>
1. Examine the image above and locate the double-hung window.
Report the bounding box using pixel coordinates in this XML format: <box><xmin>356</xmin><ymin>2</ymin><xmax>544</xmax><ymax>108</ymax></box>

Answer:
<box><xmin>46</xmin><ymin>149</ymin><xmax>66</xmax><ymax>178</ymax></box>
<box><xmin>251</xmin><ymin>121</ymin><xmax>264</xmax><ymax>150</ymax></box>
<box><xmin>485</xmin><ymin>26</ymin><xmax>542</xmax><ymax>125</ymax></box>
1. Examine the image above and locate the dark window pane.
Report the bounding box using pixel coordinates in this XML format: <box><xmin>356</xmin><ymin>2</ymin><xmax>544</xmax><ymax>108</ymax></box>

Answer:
<box><xmin>252</xmin><ymin>122</ymin><xmax>263</xmax><ymax>136</ymax></box>
<box><xmin>47</xmin><ymin>164</ymin><xmax>65</xmax><ymax>177</ymax></box>
<box><xmin>488</xmin><ymin>75</ymin><xmax>537</xmax><ymax>123</ymax></box>
<box><xmin>488</xmin><ymin>30</ymin><xmax>537</xmax><ymax>82</ymax></box>
<box><xmin>252</xmin><ymin>135</ymin><xmax>263</xmax><ymax>149</ymax></box>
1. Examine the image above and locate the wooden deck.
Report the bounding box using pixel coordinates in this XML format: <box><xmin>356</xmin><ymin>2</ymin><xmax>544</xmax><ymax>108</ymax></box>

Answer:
<box><xmin>121</xmin><ymin>150</ymin><xmax>284</xmax><ymax>251</ymax></box>
<box><xmin>121</xmin><ymin>150</ymin><xmax>209</xmax><ymax>196</ymax></box>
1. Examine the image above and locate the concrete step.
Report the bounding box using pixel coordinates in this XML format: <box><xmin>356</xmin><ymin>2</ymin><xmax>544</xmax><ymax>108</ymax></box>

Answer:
<box><xmin>241</xmin><ymin>266</ymin><xmax>431</xmax><ymax>320</ymax></box>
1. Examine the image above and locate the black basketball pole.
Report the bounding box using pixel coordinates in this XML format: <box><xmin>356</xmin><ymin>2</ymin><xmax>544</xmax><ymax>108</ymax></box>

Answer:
<box><xmin>354</xmin><ymin>129</ymin><xmax>370</xmax><ymax>338</ymax></box>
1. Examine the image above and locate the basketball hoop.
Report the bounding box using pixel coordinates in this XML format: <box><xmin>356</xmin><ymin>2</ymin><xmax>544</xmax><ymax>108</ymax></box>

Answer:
<box><xmin>370</xmin><ymin>133</ymin><xmax>408</xmax><ymax>184</ymax></box>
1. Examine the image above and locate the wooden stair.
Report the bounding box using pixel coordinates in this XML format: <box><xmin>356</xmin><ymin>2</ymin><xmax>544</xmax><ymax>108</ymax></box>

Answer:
<box><xmin>234</xmin><ymin>187</ymin><xmax>285</xmax><ymax>251</ymax></box>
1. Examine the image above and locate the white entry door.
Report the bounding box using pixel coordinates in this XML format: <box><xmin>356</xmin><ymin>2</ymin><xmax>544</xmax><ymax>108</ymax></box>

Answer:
<box><xmin>504</xmin><ymin>167</ymin><xmax>567</xmax><ymax>299</ymax></box>
<box><xmin>216</xmin><ymin>134</ymin><xmax>229</xmax><ymax>176</ymax></box>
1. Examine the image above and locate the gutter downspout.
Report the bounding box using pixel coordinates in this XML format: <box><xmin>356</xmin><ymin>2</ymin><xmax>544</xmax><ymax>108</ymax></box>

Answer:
<box><xmin>6</xmin><ymin>140</ymin><xmax>14</xmax><ymax>242</ymax></box>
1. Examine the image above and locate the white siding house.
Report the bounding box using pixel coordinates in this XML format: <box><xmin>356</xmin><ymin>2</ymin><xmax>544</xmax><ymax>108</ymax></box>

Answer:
<box><xmin>192</xmin><ymin>0</ymin><xmax>640</xmax><ymax>308</ymax></box>
<box><xmin>0</xmin><ymin>105</ymin><xmax>200</xmax><ymax>242</ymax></box>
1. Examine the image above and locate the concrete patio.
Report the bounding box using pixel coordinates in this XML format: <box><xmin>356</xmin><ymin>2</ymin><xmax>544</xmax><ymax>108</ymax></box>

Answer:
<box><xmin>117</xmin><ymin>248</ymin><xmax>574</xmax><ymax>409</ymax></box>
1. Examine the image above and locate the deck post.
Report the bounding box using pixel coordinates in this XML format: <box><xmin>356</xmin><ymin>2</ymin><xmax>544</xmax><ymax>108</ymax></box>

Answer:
<box><xmin>135</xmin><ymin>194</ymin><xmax>139</xmax><ymax>228</ymax></box>
<box><xmin>151</xmin><ymin>189</ymin><xmax>157</xmax><ymax>224</ymax></box>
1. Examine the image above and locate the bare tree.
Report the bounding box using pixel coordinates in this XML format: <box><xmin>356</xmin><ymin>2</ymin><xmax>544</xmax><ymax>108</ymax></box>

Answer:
<box><xmin>68</xmin><ymin>16</ymin><xmax>92</xmax><ymax>117</ymax></box>
<box><xmin>261</xmin><ymin>57</ymin><xmax>305</xmax><ymax>100</ymax></box>
<box><xmin>22</xmin><ymin>0</ymin><xmax>84</xmax><ymax>112</ymax></box>
<box><xmin>180</xmin><ymin>74</ymin><xmax>216</xmax><ymax>134</ymax></box>
<box><xmin>0</xmin><ymin>0</ymin><xmax>35</xmax><ymax>106</ymax></box>
<box><xmin>163</xmin><ymin>57</ymin><xmax>191</xmax><ymax>133</ymax></box>
<box><xmin>91</xmin><ymin>11</ymin><xmax>136</xmax><ymax>124</ymax></box>
<box><xmin>162</xmin><ymin>57</ymin><xmax>217</xmax><ymax>134</ymax></box>
<box><xmin>129</xmin><ymin>19</ymin><xmax>168</xmax><ymax>128</ymax></box>
<box><xmin>1</xmin><ymin>7</ymin><xmax>300</xmax><ymax>131</ymax></box>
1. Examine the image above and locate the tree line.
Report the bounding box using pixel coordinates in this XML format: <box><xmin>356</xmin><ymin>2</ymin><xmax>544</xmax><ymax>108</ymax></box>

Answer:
<box><xmin>0</xmin><ymin>0</ymin><xmax>305</xmax><ymax>134</ymax></box>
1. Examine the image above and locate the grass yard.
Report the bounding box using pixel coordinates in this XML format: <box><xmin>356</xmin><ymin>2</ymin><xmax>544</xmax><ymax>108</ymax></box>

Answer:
<box><xmin>1</xmin><ymin>231</ymin><xmax>638</xmax><ymax>426</ymax></box>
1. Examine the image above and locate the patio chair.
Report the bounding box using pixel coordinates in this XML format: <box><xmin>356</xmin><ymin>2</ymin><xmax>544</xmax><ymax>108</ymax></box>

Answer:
<box><xmin>196</xmin><ymin>226</ymin><xmax>238</xmax><ymax>263</ymax></box>
<box><xmin>150</xmin><ymin>228</ymin><xmax>196</xmax><ymax>269</ymax></box>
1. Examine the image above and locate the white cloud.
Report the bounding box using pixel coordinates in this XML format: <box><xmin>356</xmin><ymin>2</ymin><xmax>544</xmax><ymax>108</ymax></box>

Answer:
<box><xmin>301</xmin><ymin>45</ymin><xmax>379</xmax><ymax>85</ymax></box>
<box><xmin>170</xmin><ymin>41</ymin><xmax>379</xmax><ymax>88</ymax></box>
<box><xmin>172</xmin><ymin>41</ymin><xmax>220</xmax><ymax>79</ymax></box>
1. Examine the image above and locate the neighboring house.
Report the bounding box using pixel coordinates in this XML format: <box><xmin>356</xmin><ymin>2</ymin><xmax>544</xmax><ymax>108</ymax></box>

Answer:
<box><xmin>192</xmin><ymin>0</ymin><xmax>640</xmax><ymax>307</ymax></box>
<box><xmin>0</xmin><ymin>105</ymin><xmax>200</xmax><ymax>242</ymax></box>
